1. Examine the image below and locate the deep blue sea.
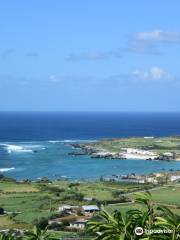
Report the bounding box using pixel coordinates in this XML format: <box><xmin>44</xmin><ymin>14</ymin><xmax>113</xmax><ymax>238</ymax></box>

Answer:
<box><xmin>0</xmin><ymin>112</ymin><xmax>180</xmax><ymax>180</ymax></box>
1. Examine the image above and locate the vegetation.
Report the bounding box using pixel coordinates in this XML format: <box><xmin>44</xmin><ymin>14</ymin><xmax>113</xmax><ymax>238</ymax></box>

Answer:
<box><xmin>88</xmin><ymin>192</ymin><xmax>180</xmax><ymax>240</ymax></box>
<box><xmin>24</xmin><ymin>226</ymin><xmax>58</xmax><ymax>240</ymax></box>
<box><xmin>0</xmin><ymin>175</ymin><xmax>180</xmax><ymax>239</ymax></box>
<box><xmin>85</xmin><ymin>136</ymin><xmax>180</xmax><ymax>155</ymax></box>
<box><xmin>0</xmin><ymin>179</ymin><xmax>151</xmax><ymax>228</ymax></box>
<box><xmin>0</xmin><ymin>192</ymin><xmax>179</xmax><ymax>239</ymax></box>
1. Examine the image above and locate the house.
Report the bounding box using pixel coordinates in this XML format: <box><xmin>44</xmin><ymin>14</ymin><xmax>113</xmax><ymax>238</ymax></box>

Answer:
<box><xmin>121</xmin><ymin>148</ymin><xmax>158</xmax><ymax>160</ymax></box>
<box><xmin>50</xmin><ymin>215</ymin><xmax>89</xmax><ymax>230</ymax></box>
<box><xmin>83</xmin><ymin>197</ymin><xmax>94</xmax><ymax>201</ymax></box>
<box><xmin>82</xmin><ymin>205</ymin><xmax>100</xmax><ymax>215</ymax></box>
<box><xmin>154</xmin><ymin>173</ymin><xmax>162</xmax><ymax>177</ymax></box>
<box><xmin>137</xmin><ymin>179</ymin><xmax>145</xmax><ymax>184</ymax></box>
<box><xmin>69</xmin><ymin>219</ymin><xmax>88</xmax><ymax>229</ymax></box>
<box><xmin>146</xmin><ymin>177</ymin><xmax>158</xmax><ymax>184</ymax></box>
<box><xmin>58</xmin><ymin>205</ymin><xmax>79</xmax><ymax>212</ymax></box>
<box><xmin>58</xmin><ymin>205</ymin><xmax>72</xmax><ymax>212</ymax></box>
<box><xmin>48</xmin><ymin>219</ymin><xmax>62</xmax><ymax>225</ymax></box>
<box><xmin>170</xmin><ymin>175</ymin><xmax>180</xmax><ymax>182</ymax></box>
<box><xmin>161</xmin><ymin>152</ymin><xmax>176</xmax><ymax>160</ymax></box>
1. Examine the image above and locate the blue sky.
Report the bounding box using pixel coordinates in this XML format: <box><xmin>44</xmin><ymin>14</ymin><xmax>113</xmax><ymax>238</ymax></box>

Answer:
<box><xmin>0</xmin><ymin>0</ymin><xmax>180</xmax><ymax>111</ymax></box>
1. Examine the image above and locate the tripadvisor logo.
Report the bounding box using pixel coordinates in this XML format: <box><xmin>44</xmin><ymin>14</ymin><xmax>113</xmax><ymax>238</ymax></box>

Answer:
<box><xmin>134</xmin><ymin>227</ymin><xmax>173</xmax><ymax>236</ymax></box>
<box><xmin>134</xmin><ymin>227</ymin><xmax>144</xmax><ymax>236</ymax></box>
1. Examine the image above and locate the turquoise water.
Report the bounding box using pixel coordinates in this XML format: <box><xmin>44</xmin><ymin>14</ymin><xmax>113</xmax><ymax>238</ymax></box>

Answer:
<box><xmin>1</xmin><ymin>112</ymin><xmax>180</xmax><ymax>180</ymax></box>
<box><xmin>0</xmin><ymin>141</ymin><xmax>180</xmax><ymax>180</ymax></box>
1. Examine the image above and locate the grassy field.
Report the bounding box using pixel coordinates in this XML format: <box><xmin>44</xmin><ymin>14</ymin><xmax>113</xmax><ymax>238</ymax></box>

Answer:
<box><xmin>0</xmin><ymin>178</ymin><xmax>179</xmax><ymax>232</ymax></box>
<box><xmin>105</xmin><ymin>203</ymin><xmax>144</xmax><ymax>214</ymax></box>
<box><xmin>151</xmin><ymin>184</ymin><xmax>180</xmax><ymax>206</ymax></box>
<box><xmin>51</xmin><ymin>181</ymin><xmax>145</xmax><ymax>200</ymax></box>
<box><xmin>0</xmin><ymin>179</ymin><xmax>144</xmax><ymax>228</ymax></box>
<box><xmin>88</xmin><ymin>136</ymin><xmax>180</xmax><ymax>155</ymax></box>
<box><xmin>105</xmin><ymin>183</ymin><xmax>180</xmax><ymax>216</ymax></box>
<box><xmin>0</xmin><ymin>216</ymin><xmax>14</xmax><ymax>230</ymax></box>
<box><xmin>0</xmin><ymin>181</ymin><xmax>39</xmax><ymax>193</ymax></box>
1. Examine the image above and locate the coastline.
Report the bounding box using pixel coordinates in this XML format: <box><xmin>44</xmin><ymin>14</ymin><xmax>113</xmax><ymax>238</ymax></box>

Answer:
<box><xmin>69</xmin><ymin>136</ymin><xmax>180</xmax><ymax>162</ymax></box>
<box><xmin>1</xmin><ymin>136</ymin><xmax>180</xmax><ymax>181</ymax></box>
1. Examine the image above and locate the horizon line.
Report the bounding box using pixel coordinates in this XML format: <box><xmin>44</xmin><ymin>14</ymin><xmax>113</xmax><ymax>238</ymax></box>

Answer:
<box><xmin>0</xmin><ymin>110</ymin><xmax>180</xmax><ymax>114</ymax></box>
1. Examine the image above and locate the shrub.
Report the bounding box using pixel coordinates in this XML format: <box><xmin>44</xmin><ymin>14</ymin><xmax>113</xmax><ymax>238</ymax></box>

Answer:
<box><xmin>0</xmin><ymin>207</ymin><xmax>4</xmax><ymax>215</ymax></box>
<box><xmin>35</xmin><ymin>217</ymin><xmax>48</xmax><ymax>230</ymax></box>
<box><xmin>60</xmin><ymin>190</ymin><xmax>84</xmax><ymax>201</ymax></box>
<box><xmin>68</xmin><ymin>182</ymin><xmax>80</xmax><ymax>188</ymax></box>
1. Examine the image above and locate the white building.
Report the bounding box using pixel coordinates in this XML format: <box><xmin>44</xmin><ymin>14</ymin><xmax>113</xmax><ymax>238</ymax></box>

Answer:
<box><xmin>58</xmin><ymin>205</ymin><xmax>79</xmax><ymax>212</ymax></box>
<box><xmin>170</xmin><ymin>175</ymin><xmax>180</xmax><ymax>182</ymax></box>
<box><xmin>121</xmin><ymin>148</ymin><xmax>158</xmax><ymax>160</ymax></box>
<box><xmin>69</xmin><ymin>219</ymin><xmax>87</xmax><ymax>229</ymax></box>
<box><xmin>58</xmin><ymin>205</ymin><xmax>72</xmax><ymax>212</ymax></box>
<box><xmin>146</xmin><ymin>177</ymin><xmax>158</xmax><ymax>184</ymax></box>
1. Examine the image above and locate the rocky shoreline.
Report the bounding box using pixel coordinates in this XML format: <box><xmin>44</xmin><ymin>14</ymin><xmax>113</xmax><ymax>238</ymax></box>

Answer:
<box><xmin>69</xmin><ymin>143</ymin><xmax>178</xmax><ymax>161</ymax></box>
<box><xmin>69</xmin><ymin>143</ymin><xmax>127</xmax><ymax>159</ymax></box>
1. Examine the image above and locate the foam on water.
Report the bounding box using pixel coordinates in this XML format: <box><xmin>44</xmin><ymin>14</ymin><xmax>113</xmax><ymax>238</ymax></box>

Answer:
<box><xmin>0</xmin><ymin>113</ymin><xmax>180</xmax><ymax>180</ymax></box>
<box><xmin>0</xmin><ymin>143</ymin><xmax>45</xmax><ymax>154</ymax></box>
<box><xmin>0</xmin><ymin>167</ymin><xmax>15</xmax><ymax>172</ymax></box>
<box><xmin>48</xmin><ymin>139</ymin><xmax>98</xmax><ymax>143</ymax></box>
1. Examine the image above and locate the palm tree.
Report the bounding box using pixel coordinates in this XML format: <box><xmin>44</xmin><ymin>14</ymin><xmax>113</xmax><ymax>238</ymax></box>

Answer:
<box><xmin>133</xmin><ymin>191</ymin><xmax>156</xmax><ymax>229</ymax></box>
<box><xmin>87</xmin><ymin>191</ymin><xmax>167</xmax><ymax>240</ymax></box>
<box><xmin>154</xmin><ymin>206</ymin><xmax>180</xmax><ymax>240</ymax></box>
<box><xmin>87</xmin><ymin>210</ymin><xmax>134</xmax><ymax>240</ymax></box>
<box><xmin>0</xmin><ymin>233</ymin><xmax>22</xmax><ymax>240</ymax></box>
<box><xmin>87</xmin><ymin>190</ymin><xmax>180</xmax><ymax>240</ymax></box>
<box><xmin>0</xmin><ymin>234</ymin><xmax>13</xmax><ymax>240</ymax></box>
<box><xmin>24</xmin><ymin>226</ymin><xmax>57</xmax><ymax>240</ymax></box>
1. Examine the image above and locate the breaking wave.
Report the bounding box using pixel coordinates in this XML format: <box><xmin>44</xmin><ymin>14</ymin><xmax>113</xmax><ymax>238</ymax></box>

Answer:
<box><xmin>1</xmin><ymin>143</ymin><xmax>45</xmax><ymax>154</ymax></box>
<box><xmin>48</xmin><ymin>139</ymin><xmax>97</xmax><ymax>143</ymax></box>
<box><xmin>0</xmin><ymin>167</ymin><xmax>15</xmax><ymax>172</ymax></box>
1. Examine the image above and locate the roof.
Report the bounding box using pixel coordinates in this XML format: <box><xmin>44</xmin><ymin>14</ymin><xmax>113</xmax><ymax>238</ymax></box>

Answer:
<box><xmin>60</xmin><ymin>205</ymin><xmax>71</xmax><ymax>208</ymax></box>
<box><xmin>83</xmin><ymin>197</ymin><xmax>94</xmax><ymax>201</ymax></box>
<box><xmin>82</xmin><ymin>205</ymin><xmax>99</xmax><ymax>211</ymax></box>
<box><xmin>59</xmin><ymin>205</ymin><xmax>79</xmax><ymax>210</ymax></box>
<box><xmin>70</xmin><ymin>218</ymin><xmax>88</xmax><ymax>224</ymax></box>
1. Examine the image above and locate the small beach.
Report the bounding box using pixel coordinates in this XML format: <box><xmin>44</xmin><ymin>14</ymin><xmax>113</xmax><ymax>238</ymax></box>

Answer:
<box><xmin>1</xmin><ymin>112</ymin><xmax>180</xmax><ymax>181</ymax></box>
<box><xmin>1</xmin><ymin>140</ymin><xmax>180</xmax><ymax>181</ymax></box>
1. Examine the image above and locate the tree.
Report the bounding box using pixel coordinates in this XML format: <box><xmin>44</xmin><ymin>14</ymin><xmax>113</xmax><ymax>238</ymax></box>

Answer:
<box><xmin>0</xmin><ymin>232</ymin><xmax>22</xmax><ymax>240</ymax></box>
<box><xmin>87</xmin><ymin>210</ymin><xmax>133</xmax><ymax>240</ymax></box>
<box><xmin>0</xmin><ymin>207</ymin><xmax>4</xmax><ymax>215</ymax></box>
<box><xmin>24</xmin><ymin>226</ymin><xmax>58</xmax><ymax>240</ymax></box>
<box><xmin>154</xmin><ymin>206</ymin><xmax>180</xmax><ymax>240</ymax></box>
<box><xmin>87</xmin><ymin>191</ymin><xmax>180</xmax><ymax>240</ymax></box>
<box><xmin>133</xmin><ymin>191</ymin><xmax>155</xmax><ymax>229</ymax></box>
<box><xmin>36</xmin><ymin>218</ymin><xmax>48</xmax><ymax>230</ymax></box>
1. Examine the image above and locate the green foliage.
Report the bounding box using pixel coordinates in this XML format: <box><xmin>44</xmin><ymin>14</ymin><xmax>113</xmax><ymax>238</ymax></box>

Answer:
<box><xmin>68</xmin><ymin>182</ymin><xmax>80</xmax><ymax>188</ymax></box>
<box><xmin>0</xmin><ymin>191</ymin><xmax>180</xmax><ymax>239</ymax></box>
<box><xmin>0</xmin><ymin>230</ymin><xmax>23</xmax><ymax>240</ymax></box>
<box><xmin>59</xmin><ymin>190</ymin><xmax>84</xmax><ymax>201</ymax></box>
<box><xmin>87</xmin><ymin>191</ymin><xmax>180</xmax><ymax>240</ymax></box>
<box><xmin>24</xmin><ymin>226</ymin><xmax>58</xmax><ymax>240</ymax></box>
<box><xmin>34</xmin><ymin>218</ymin><xmax>48</xmax><ymax>230</ymax></box>
<box><xmin>0</xmin><ymin>207</ymin><xmax>4</xmax><ymax>215</ymax></box>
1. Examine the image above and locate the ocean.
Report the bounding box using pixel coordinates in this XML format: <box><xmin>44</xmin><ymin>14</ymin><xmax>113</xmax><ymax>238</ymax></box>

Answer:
<box><xmin>0</xmin><ymin>112</ymin><xmax>180</xmax><ymax>180</ymax></box>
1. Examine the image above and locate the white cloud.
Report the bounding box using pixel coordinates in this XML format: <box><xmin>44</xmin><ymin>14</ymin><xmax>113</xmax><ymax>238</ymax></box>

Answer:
<box><xmin>132</xmin><ymin>66</ymin><xmax>174</xmax><ymax>81</ymax></box>
<box><xmin>134</xmin><ymin>30</ymin><xmax>180</xmax><ymax>43</ymax></box>
<box><xmin>129</xmin><ymin>29</ymin><xmax>180</xmax><ymax>54</ymax></box>
<box><xmin>48</xmin><ymin>75</ymin><xmax>64</xmax><ymax>83</ymax></box>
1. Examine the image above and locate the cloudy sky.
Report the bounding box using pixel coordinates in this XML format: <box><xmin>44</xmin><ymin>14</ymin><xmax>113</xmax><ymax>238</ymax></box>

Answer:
<box><xmin>0</xmin><ymin>0</ymin><xmax>180</xmax><ymax>111</ymax></box>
